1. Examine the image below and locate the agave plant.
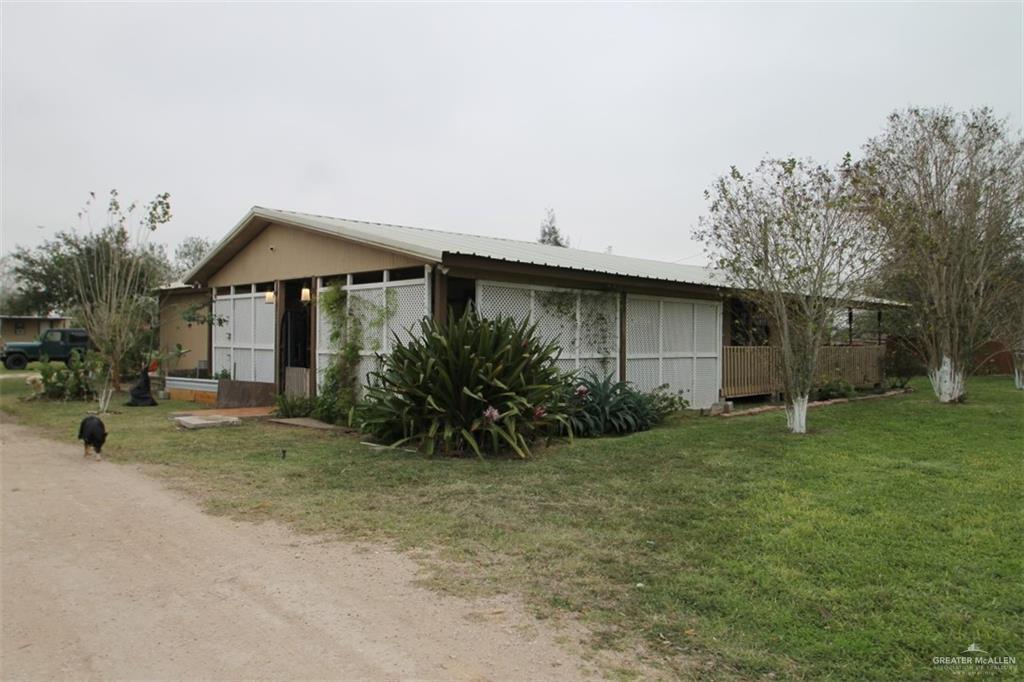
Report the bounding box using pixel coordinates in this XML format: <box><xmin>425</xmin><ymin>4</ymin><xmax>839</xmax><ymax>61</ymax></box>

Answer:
<box><xmin>354</xmin><ymin>309</ymin><xmax>570</xmax><ymax>458</ymax></box>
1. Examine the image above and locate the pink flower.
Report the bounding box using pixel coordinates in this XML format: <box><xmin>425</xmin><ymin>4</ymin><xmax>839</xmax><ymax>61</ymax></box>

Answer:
<box><xmin>575</xmin><ymin>384</ymin><xmax>590</xmax><ymax>399</ymax></box>
<box><xmin>482</xmin><ymin>406</ymin><xmax>500</xmax><ymax>424</ymax></box>
<box><xmin>533</xmin><ymin>405</ymin><xmax>547</xmax><ymax>420</ymax></box>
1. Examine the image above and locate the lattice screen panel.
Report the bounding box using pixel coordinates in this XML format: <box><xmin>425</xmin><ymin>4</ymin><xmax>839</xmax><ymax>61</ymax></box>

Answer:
<box><xmin>476</xmin><ymin>281</ymin><xmax>618</xmax><ymax>373</ymax></box>
<box><xmin>212</xmin><ymin>287</ymin><xmax>275</xmax><ymax>382</ymax></box>
<box><xmin>388</xmin><ymin>284</ymin><xmax>427</xmax><ymax>346</ymax></box>
<box><xmin>624</xmin><ymin>295</ymin><xmax>721</xmax><ymax>408</ymax></box>
<box><xmin>316</xmin><ymin>276</ymin><xmax>429</xmax><ymax>394</ymax></box>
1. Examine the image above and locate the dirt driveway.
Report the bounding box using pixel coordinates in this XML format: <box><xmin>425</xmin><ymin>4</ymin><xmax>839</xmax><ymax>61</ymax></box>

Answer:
<box><xmin>0</xmin><ymin>419</ymin><xmax>595</xmax><ymax>681</ymax></box>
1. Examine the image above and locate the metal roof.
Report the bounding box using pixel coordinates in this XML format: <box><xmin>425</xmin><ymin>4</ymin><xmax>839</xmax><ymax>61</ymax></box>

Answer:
<box><xmin>187</xmin><ymin>206</ymin><xmax>725</xmax><ymax>288</ymax></box>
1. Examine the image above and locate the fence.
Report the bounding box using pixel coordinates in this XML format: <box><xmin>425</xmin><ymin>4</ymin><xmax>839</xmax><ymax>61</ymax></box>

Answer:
<box><xmin>722</xmin><ymin>345</ymin><xmax>885</xmax><ymax>398</ymax></box>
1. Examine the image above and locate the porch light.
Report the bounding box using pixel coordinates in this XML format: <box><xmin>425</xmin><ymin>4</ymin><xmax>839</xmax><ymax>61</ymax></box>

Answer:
<box><xmin>264</xmin><ymin>290</ymin><xmax>275</xmax><ymax>304</ymax></box>
<box><xmin>300</xmin><ymin>287</ymin><xmax>311</xmax><ymax>303</ymax></box>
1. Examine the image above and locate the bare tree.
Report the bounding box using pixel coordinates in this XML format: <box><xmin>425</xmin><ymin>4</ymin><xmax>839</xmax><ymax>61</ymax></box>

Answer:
<box><xmin>68</xmin><ymin>190</ymin><xmax>172</xmax><ymax>411</ymax></box>
<box><xmin>698</xmin><ymin>157</ymin><xmax>880</xmax><ymax>433</ymax></box>
<box><xmin>851</xmin><ymin>108</ymin><xmax>1024</xmax><ymax>403</ymax></box>
<box><xmin>992</xmin><ymin>259</ymin><xmax>1024</xmax><ymax>390</ymax></box>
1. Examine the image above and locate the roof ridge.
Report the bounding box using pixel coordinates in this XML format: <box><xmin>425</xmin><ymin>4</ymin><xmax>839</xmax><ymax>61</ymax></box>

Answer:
<box><xmin>254</xmin><ymin>206</ymin><xmax>712</xmax><ymax>269</ymax></box>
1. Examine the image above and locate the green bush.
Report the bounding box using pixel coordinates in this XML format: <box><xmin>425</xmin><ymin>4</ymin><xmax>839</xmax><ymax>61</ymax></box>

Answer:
<box><xmin>275</xmin><ymin>393</ymin><xmax>317</xmax><ymax>418</ymax></box>
<box><xmin>354</xmin><ymin>310</ymin><xmax>569</xmax><ymax>458</ymax></box>
<box><xmin>884</xmin><ymin>338</ymin><xmax>924</xmax><ymax>389</ymax></box>
<box><xmin>562</xmin><ymin>373</ymin><xmax>688</xmax><ymax>437</ymax></box>
<box><xmin>37</xmin><ymin>350</ymin><xmax>104</xmax><ymax>401</ymax></box>
<box><xmin>814</xmin><ymin>378</ymin><xmax>856</xmax><ymax>401</ymax></box>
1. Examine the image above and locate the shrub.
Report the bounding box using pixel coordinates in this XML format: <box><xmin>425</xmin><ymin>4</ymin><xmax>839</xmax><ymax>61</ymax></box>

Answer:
<box><xmin>884</xmin><ymin>338</ymin><xmax>925</xmax><ymax>389</ymax></box>
<box><xmin>814</xmin><ymin>378</ymin><xmax>856</xmax><ymax>401</ymax></box>
<box><xmin>275</xmin><ymin>393</ymin><xmax>317</xmax><ymax>418</ymax></box>
<box><xmin>354</xmin><ymin>310</ymin><xmax>569</xmax><ymax>458</ymax></box>
<box><xmin>562</xmin><ymin>373</ymin><xmax>688</xmax><ymax>437</ymax></box>
<box><xmin>37</xmin><ymin>350</ymin><xmax>103</xmax><ymax>401</ymax></box>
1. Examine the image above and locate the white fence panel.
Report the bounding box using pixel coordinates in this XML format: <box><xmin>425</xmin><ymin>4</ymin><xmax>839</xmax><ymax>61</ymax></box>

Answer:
<box><xmin>625</xmin><ymin>295</ymin><xmax>722</xmax><ymax>408</ymax></box>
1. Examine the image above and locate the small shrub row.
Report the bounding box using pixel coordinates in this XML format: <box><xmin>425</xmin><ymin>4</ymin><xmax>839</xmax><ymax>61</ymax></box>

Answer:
<box><xmin>562</xmin><ymin>373</ymin><xmax>688</xmax><ymax>437</ymax></box>
<box><xmin>36</xmin><ymin>351</ymin><xmax>104</xmax><ymax>401</ymax></box>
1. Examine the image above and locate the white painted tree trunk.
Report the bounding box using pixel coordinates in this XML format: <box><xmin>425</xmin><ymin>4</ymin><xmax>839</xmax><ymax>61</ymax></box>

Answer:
<box><xmin>785</xmin><ymin>394</ymin><xmax>809</xmax><ymax>434</ymax></box>
<box><xmin>1015</xmin><ymin>367</ymin><xmax>1023</xmax><ymax>390</ymax></box>
<box><xmin>928</xmin><ymin>356</ymin><xmax>966</xmax><ymax>403</ymax></box>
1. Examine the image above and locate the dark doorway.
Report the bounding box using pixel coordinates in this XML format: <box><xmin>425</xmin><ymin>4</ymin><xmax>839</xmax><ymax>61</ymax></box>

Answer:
<box><xmin>446</xmin><ymin>277</ymin><xmax>476</xmax><ymax>320</ymax></box>
<box><xmin>280</xmin><ymin>278</ymin><xmax>312</xmax><ymax>395</ymax></box>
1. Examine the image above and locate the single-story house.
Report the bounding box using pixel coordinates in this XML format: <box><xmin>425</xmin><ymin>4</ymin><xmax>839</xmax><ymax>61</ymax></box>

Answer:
<box><xmin>169</xmin><ymin>206</ymin><xmax>886</xmax><ymax>408</ymax></box>
<box><xmin>0</xmin><ymin>315</ymin><xmax>70</xmax><ymax>343</ymax></box>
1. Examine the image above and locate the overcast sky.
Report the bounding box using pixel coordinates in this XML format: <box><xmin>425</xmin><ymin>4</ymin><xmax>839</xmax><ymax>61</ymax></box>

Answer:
<box><xmin>2</xmin><ymin>2</ymin><xmax>1021</xmax><ymax>267</ymax></box>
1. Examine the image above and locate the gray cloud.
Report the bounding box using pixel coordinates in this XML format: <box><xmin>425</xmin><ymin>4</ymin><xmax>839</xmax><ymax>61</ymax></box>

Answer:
<box><xmin>2</xmin><ymin>2</ymin><xmax>1020</xmax><ymax>264</ymax></box>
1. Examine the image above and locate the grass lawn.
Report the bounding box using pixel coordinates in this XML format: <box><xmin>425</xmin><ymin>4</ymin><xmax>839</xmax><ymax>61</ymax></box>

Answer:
<box><xmin>1</xmin><ymin>376</ymin><xmax>1020</xmax><ymax>680</ymax></box>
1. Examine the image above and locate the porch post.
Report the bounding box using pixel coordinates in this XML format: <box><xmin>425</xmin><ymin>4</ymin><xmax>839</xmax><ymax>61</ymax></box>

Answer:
<box><xmin>432</xmin><ymin>266</ymin><xmax>448</xmax><ymax>325</ymax></box>
<box><xmin>618</xmin><ymin>292</ymin><xmax>627</xmax><ymax>382</ymax></box>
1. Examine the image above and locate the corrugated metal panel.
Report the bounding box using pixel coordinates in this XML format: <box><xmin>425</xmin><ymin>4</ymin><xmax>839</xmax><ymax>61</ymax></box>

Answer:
<box><xmin>246</xmin><ymin>207</ymin><xmax>725</xmax><ymax>288</ymax></box>
<box><xmin>165</xmin><ymin>377</ymin><xmax>219</xmax><ymax>392</ymax></box>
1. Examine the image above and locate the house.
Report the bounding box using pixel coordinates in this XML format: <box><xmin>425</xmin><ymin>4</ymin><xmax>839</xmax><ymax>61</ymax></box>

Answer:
<box><xmin>0</xmin><ymin>315</ymin><xmax>70</xmax><ymax>343</ymax></box>
<box><xmin>175</xmin><ymin>206</ymin><xmax>885</xmax><ymax>408</ymax></box>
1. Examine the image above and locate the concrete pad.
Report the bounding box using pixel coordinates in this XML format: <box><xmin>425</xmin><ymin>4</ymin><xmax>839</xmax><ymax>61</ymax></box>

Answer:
<box><xmin>174</xmin><ymin>415</ymin><xmax>242</xmax><ymax>430</ymax></box>
<box><xmin>268</xmin><ymin>417</ymin><xmax>346</xmax><ymax>431</ymax></box>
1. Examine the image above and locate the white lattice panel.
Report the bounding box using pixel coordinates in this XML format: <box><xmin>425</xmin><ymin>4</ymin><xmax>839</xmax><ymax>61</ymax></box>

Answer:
<box><xmin>662</xmin><ymin>301</ymin><xmax>694</xmax><ymax>354</ymax></box>
<box><xmin>579</xmin><ymin>293</ymin><xmax>618</xmax><ymax>358</ymax></box>
<box><xmin>478</xmin><ymin>284</ymin><xmax>531</xmax><ymax>323</ymax></box>
<box><xmin>254</xmin><ymin>299</ymin><xmax>275</xmax><ymax>346</ymax></box>
<box><xmin>626</xmin><ymin>358</ymin><xmax>661</xmax><ymax>392</ymax></box>
<box><xmin>232</xmin><ymin>348</ymin><xmax>253</xmax><ymax>381</ymax></box>
<box><xmin>213</xmin><ymin>299</ymin><xmax>231</xmax><ymax>346</ymax></box>
<box><xmin>695</xmin><ymin>304</ymin><xmax>719</xmax><ymax>354</ymax></box>
<box><xmin>662</xmin><ymin>358</ymin><xmax>694</xmax><ymax>397</ymax></box>
<box><xmin>232</xmin><ymin>297</ymin><xmax>253</xmax><ymax>345</ymax></box>
<box><xmin>693</xmin><ymin>358</ymin><xmax>719</xmax><ymax>408</ymax></box>
<box><xmin>388</xmin><ymin>283</ymin><xmax>426</xmax><ymax>346</ymax></box>
<box><xmin>477</xmin><ymin>282</ymin><xmax>618</xmax><ymax>373</ymax></box>
<box><xmin>627</xmin><ymin>299</ymin><xmax>660</xmax><ymax>356</ymax></box>
<box><xmin>213</xmin><ymin>348</ymin><xmax>230</xmax><ymax>376</ymax></box>
<box><xmin>212</xmin><ymin>290</ymin><xmax>275</xmax><ymax>382</ymax></box>
<box><xmin>579</xmin><ymin>356</ymin><xmax>616</xmax><ymax>380</ymax></box>
<box><xmin>533</xmin><ymin>294</ymin><xmax>575</xmax><ymax>353</ymax></box>
<box><xmin>254</xmin><ymin>349</ymin><xmax>275</xmax><ymax>383</ymax></box>
<box><xmin>625</xmin><ymin>295</ymin><xmax>721</xmax><ymax>408</ymax></box>
<box><xmin>349</xmin><ymin>288</ymin><xmax>386</xmax><ymax>352</ymax></box>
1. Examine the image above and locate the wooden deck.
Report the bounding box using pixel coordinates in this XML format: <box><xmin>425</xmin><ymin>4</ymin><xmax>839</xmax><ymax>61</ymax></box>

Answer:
<box><xmin>722</xmin><ymin>345</ymin><xmax>885</xmax><ymax>398</ymax></box>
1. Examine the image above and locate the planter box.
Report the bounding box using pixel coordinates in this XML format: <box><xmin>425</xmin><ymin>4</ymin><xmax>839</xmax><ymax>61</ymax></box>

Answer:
<box><xmin>216</xmin><ymin>379</ymin><xmax>276</xmax><ymax>408</ymax></box>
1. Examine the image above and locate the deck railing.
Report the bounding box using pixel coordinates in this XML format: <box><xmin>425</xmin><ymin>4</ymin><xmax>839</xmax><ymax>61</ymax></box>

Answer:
<box><xmin>722</xmin><ymin>345</ymin><xmax>885</xmax><ymax>398</ymax></box>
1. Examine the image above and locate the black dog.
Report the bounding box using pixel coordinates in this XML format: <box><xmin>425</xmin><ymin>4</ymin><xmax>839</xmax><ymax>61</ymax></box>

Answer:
<box><xmin>78</xmin><ymin>416</ymin><xmax>108</xmax><ymax>460</ymax></box>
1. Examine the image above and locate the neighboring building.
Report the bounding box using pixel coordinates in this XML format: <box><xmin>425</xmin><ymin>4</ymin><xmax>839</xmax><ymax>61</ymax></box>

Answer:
<box><xmin>157</xmin><ymin>283</ymin><xmax>212</xmax><ymax>375</ymax></box>
<box><xmin>179</xmin><ymin>206</ymin><xmax>886</xmax><ymax>408</ymax></box>
<box><xmin>0</xmin><ymin>315</ymin><xmax>69</xmax><ymax>343</ymax></box>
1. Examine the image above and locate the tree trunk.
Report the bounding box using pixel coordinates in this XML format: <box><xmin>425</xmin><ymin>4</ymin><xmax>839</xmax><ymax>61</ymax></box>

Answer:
<box><xmin>1015</xmin><ymin>367</ymin><xmax>1023</xmax><ymax>390</ymax></box>
<box><xmin>785</xmin><ymin>394</ymin><xmax>809</xmax><ymax>434</ymax></box>
<box><xmin>928</xmin><ymin>355</ymin><xmax>966</xmax><ymax>403</ymax></box>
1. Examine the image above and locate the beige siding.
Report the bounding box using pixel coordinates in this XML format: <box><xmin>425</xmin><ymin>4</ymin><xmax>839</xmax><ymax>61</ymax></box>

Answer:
<box><xmin>158</xmin><ymin>291</ymin><xmax>211</xmax><ymax>371</ymax></box>
<box><xmin>208</xmin><ymin>223</ymin><xmax>425</xmax><ymax>287</ymax></box>
<box><xmin>0</xmin><ymin>318</ymin><xmax>68</xmax><ymax>343</ymax></box>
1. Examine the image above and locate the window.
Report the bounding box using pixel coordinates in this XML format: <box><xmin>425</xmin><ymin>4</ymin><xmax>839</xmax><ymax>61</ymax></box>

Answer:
<box><xmin>44</xmin><ymin>330</ymin><xmax>61</xmax><ymax>342</ymax></box>
<box><xmin>69</xmin><ymin>331</ymin><xmax>88</xmax><ymax>344</ymax></box>
<box><xmin>14</xmin><ymin>320</ymin><xmax>25</xmax><ymax>335</ymax></box>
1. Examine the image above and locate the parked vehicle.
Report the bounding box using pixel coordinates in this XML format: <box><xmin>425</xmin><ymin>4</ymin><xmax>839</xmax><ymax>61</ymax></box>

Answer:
<box><xmin>1</xmin><ymin>328</ymin><xmax>92</xmax><ymax>370</ymax></box>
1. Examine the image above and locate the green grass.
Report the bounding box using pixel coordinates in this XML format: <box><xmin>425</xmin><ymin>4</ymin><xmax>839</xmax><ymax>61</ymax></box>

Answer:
<box><xmin>2</xmin><ymin>377</ymin><xmax>1021</xmax><ymax>680</ymax></box>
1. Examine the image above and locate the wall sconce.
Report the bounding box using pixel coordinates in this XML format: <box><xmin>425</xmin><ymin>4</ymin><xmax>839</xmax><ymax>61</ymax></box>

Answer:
<box><xmin>264</xmin><ymin>290</ymin><xmax>275</xmax><ymax>304</ymax></box>
<box><xmin>300</xmin><ymin>287</ymin><xmax>311</xmax><ymax>303</ymax></box>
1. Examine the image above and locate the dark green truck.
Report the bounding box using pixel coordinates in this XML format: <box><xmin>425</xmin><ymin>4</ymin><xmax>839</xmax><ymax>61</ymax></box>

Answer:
<box><xmin>1</xmin><ymin>328</ymin><xmax>91</xmax><ymax>370</ymax></box>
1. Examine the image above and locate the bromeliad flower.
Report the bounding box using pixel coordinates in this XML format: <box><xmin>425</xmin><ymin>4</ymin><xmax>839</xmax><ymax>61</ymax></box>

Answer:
<box><xmin>533</xmin><ymin>405</ymin><xmax>547</xmax><ymax>419</ymax></box>
<box><xmin>482</xmin><ymin>405</ymin><xmax>500</xmax><ymax>424</ymax></box>
<box><xmin>575</xmin><ymin>384</ymin><xmax>590</xmax><ymax>399</ymax></box>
